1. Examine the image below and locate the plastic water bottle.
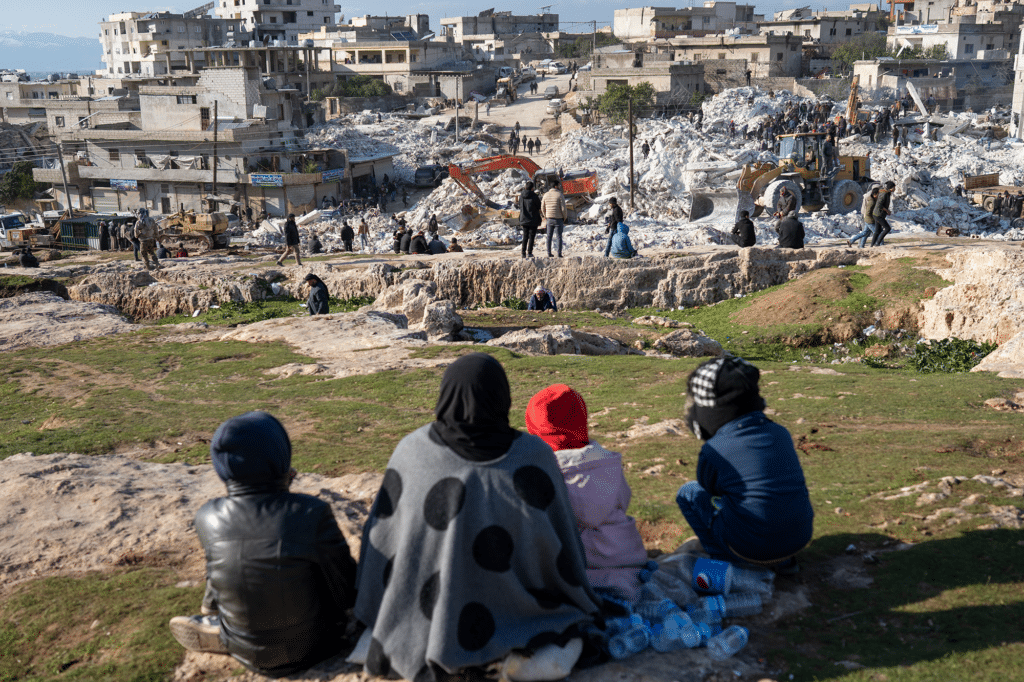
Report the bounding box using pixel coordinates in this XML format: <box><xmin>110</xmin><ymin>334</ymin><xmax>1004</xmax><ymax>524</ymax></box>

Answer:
<box><xmin>634</xmin><ymin>597</ymin><xmax>679</xmax><ymax>623</ymax></box>
<box><xmin>706</xmin><ymin>625</ymin><xmax>749</xmax><ymax>660</ymax></box>
<box><xmin>686</xmin><ymin>595</ymin><xmax>725</xmax><ymax>624</ymax></box>
<box><xmin>651</xmin><ymin>612</ymin><xmax>699</xmax><ymax>651</ymax></box>
<box><xmin>728</xmin><ymin>566</ymin><xmax>775</xmax><ymax>596</ymax></box>
<box><xmin>723</xmin><ymin>592</ymin><xmax>763</xmax><ymax>618</ymax></box>
<box><xmin>694</xmin><ymin>621</ymin><xmax>723</xmax><ymax>647</ymax></box>
<box><xmin>608</xmin><ymin>621</ymin><xmax>651</xmax><ymax>660</ymax></box>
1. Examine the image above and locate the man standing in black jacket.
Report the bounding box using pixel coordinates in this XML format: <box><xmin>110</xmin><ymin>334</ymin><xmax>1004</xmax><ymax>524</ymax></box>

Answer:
<box><xmin>169</xmin><ymin>412</ymin><xmax>356</xmax><ymax>677</ymax></box>
<box><xmin>871</xmin><ymin>181</ymin><xmax>896</xmax><ymax>247</ymax></box>
<box><xmin>277</xmin><ymin>214</ymin><xmax>303</xmax><ymax>266</ymax></box>
<box><xmin>732</xmin><ymin>210</ymin><xmax>756</xmax><ymax>247</ymax></box>
<box><xmin>519</xmin><ymin>181</ymin><xmax>542</xmax><ymax>258</ymax></box>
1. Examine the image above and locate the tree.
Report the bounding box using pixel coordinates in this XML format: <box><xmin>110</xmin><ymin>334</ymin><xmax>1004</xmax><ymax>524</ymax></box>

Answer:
<box><xmin>0</xmin><ymin>161</ymin><xmax>42</xmax><ymax>205</ymax></box>
<box><xmin>316</xmin><ymin>75</ymin><xmax>393</xmax><ymax>100</ymax></box>
<box><xmin>558</xmin><ymin>33</ymin><xmax>620</xmax><ymax>60</ymax></box>
<box><xmin>597</xmin><ymin>82</ymin><xmax>656</xmax><ymax>123</ymax></box>
<box><xmin>831</xmin><ymin>33</ymin><xmax>891</xmax><ymax>73</ymax></box>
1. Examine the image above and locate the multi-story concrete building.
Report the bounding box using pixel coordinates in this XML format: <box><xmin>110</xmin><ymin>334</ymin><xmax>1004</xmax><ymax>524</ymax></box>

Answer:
<box><xmin>0</xmin><ymin>79</ymin><xmax>79</xmax><ymax>124</ymax></box>
<box><xmin>98</xmin><ymin>10</ymin><xmax>239</xmax><ymax>77</ymax></box>
<box><xmin>214</xmin><ymin>0</ymin><xmax>340</xmax><ymax>44</ymax></box>
<box><xmin>439</xmin><ymin>11</ymin><xmax>559</xmax><ymax>41</ymax></box>
<box><xmin>663</xmin><ymin>33</ymin><xmax>804</xmax><ymax>79</ymax></box>
<box><xmin>581</xmin><ymin>49</ymin><xmax>706</xmax><ymax>106</ymax></box>
<box><xmin>33</xmin><ymin>67</ymin><xmax>349</xmax><ymax>216</ymax></box>
<box><xmin>854</xmin><ymin>55</ymin><xmax>1013</xmax><ymax>110</ymax></box>
<box><xmin>613</xmin><ymin>3</ymin><xmax>762</xmax><ymax>41</ymax></box>
<box><xmin>886</xmin><ymin>21</ymin><xmax>1017</xmax><ymax>59</ymax></box>
<box><xmin>760</xmin><ymin>5</ymin><xmax>884</xmax><ymax>50</ymax></box>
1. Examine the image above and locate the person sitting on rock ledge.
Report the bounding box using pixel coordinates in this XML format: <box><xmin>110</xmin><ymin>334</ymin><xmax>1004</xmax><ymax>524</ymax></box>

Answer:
<box><xmin>528</xmin><ymin>284</ymin><xmax>558</xmax><ymax>311</ymax></box>
<box><xmin>410</xmin><ymin>230</ymin><xmax>429</xmax><ymax>254</ymax></box>
<box><xmin>174</xmin><ymin>243</ymin><xmax>189</xmax><ymax>258</ymax></box>
<box><xmin>609</xmin><ymin>223</ymin><xmax>638</xmax><ymax>259</ymax></box>
<box><xmin>448</xmin><ymin>236</ymin><xmax>464</xmax><ymax>252</ymax></box>
<box><xmin>675</xmin><ymin>356</ymin><xmax>814</xmax><ymax>573</ymax></box>
<box><xmin>18</xmin><ymin>248</ymin><xmax>39</xmax><ymax>268</ymax></box>
<box><xmin>169</xmin><ymin>411</ymin><xmax>356</xmax><ymax>677</ymax></box>
<box><xmin>304</xmin><ymin>273</ymin><xmax>330</xmax><ymax>315</ymax></box>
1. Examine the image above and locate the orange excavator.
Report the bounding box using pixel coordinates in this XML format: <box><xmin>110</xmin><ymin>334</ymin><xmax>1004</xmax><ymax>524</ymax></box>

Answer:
<box><xmin>447</xmin><ymin>155</ymin><xmax>600</xmax><ymax>230</ymax></box>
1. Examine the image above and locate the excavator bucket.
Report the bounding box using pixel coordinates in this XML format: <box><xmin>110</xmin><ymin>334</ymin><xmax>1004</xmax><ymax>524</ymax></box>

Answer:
<box><xmin>688</xmin><ymin>188</ymin><xmax>754</xmax><ymax>223</ymax></box>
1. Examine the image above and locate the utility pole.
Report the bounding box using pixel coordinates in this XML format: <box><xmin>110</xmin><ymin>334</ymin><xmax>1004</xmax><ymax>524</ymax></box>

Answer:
<box><xmin>592</xmin><ymin>20</ymin><xmax>597</xmax><ymax>60</ymax></box>
<box><xmin>212</xmin><ymin>100</ymin><xmax>219</xmax><ymax>197</ymax></box>
<box><xmin>56</xmin><ymin>141</ymin><xmax>74</xmax><ymax>213</ymax></box>
<box><xmin>628</xmin><ymin>96</ymin><xmax>635</xmax><ymax>209</ymax></box>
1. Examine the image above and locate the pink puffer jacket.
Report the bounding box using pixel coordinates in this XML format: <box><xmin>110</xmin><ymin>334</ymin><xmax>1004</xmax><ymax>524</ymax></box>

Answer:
<box><xmin>554</xmin><ymin>442</ymin><xmax>648</xmax><ymax>603</ymax></box>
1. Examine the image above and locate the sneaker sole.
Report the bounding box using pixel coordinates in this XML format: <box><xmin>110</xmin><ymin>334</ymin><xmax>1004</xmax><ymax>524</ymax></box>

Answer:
<box><xmin>169</xmin><ymin>617</ymin><xmax>228</xmax><ymax>654</ymax></box>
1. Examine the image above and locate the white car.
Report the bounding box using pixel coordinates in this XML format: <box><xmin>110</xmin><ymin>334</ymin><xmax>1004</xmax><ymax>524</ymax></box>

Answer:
<box><xmin>546</xmin><ymin>99</ymin><xmax>565</xmax><ymax>115</ymax></box>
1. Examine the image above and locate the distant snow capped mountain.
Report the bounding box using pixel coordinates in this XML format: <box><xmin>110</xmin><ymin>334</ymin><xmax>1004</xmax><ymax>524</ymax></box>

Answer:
<box><xmin>0</xmin><ymin>31</ymin><xmax>101</xmax><ymax>74</ymax></box>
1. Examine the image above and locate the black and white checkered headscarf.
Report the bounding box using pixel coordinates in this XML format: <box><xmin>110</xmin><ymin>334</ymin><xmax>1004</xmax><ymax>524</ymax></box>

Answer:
<box><xmin>686</xmin><ymin>355</ymin><xmax>764</xmax><ymax>440</ymax></box>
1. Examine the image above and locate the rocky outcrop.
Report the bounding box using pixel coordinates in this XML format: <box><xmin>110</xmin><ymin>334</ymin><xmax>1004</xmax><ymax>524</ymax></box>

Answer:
<box><xmin>652</xmin><ymin>329</ymin><xmax>723</xmax><ymax>357</ymax></box>
<box><xmin>486</xmin><ymin>325</ymin><xmax>640</xmax><ymax>356</ymax></box>
<box><xmin>919</xmin><ymin>249</ymin><xmax>1024</xmax><ymax>344</ymax></box>
<box><xmin>67</xmin><ymin>269</ymin><xmax>272</xmax><ymax>321</ymax></box>
<box><xmin>972</xmin><ymin>330</ymin><xmax>1024</xmax><ymax>379</ymax></box>
<box><xmin>0</xmin><ymin>292</ymin><xmax>140</xmax><ymax>352</ymax></box>
<box><xmin>421</xmin><ymin>300</ymin><xmax>464</xmax><ymax>340</ymax></box>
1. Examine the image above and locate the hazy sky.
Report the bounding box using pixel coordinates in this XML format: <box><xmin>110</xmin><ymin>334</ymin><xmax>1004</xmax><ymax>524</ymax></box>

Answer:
<box><xmin>8</xmin><ymin>0</ymin><xmax>836</xmax><ymax>39</ymax></box>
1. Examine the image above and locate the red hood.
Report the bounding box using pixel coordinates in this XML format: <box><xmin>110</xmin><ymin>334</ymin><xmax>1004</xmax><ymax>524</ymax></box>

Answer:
<box><xmin>525</xmin><ymin>384</ymin><xmax>589</xmax><ymax>452</ymax></box>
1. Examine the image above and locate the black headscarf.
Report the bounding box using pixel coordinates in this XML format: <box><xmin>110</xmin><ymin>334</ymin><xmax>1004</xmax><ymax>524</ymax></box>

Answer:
<box><xmin>430</xmin><ymin>353</ymin><xmax>520</xmax><ymax>462</ymax></box>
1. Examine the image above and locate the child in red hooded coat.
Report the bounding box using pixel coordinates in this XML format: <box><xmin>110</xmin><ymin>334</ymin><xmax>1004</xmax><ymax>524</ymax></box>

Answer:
<box><xmin>526</xmin><ymin>384</ymin><xmax>648</xmax><ymax>603</ymax></box>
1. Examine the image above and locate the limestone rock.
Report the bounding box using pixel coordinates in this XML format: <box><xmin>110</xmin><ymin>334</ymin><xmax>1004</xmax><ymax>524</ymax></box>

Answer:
<box><xmin>919</xmin><ymin>249</ymin><xmax>1024</xmax><ymax>344</ymax></box>
<box><xmin>486</xmin><ymin>325</ymin><xmax>635</xmax><ymax>356</ymax></box>
<box><xmin>972</xmin><ymin>329</ymin><xmax>1024</xmax><ymax>379</ymax></box>
<box><xmin>0</xmin><ymin>292</ymin><xmax>140</xmax><ymax>351</ymax></box>
<box><xmin>653</xmin><ymin>329</ymin><xmax>723</xmax><ymax>357</ymax></box>
<box><xmin>421</xmin><ymin>300</ymin><xmax>464</xmax><ymax>340</ymax></box>
<box><xmin>982</xmin><ymin>397</ymin><xmax>1022</xmax><ymax>412</ymax></box>
<box><xmin>370</xmin><ymin>279</ymin><xmax>436</xmax><ymax>325</ymax></box>
<box><xmin>633</xmin><ymin>315</ymin><xmax>689</xmax><ymax>328</ymax></box>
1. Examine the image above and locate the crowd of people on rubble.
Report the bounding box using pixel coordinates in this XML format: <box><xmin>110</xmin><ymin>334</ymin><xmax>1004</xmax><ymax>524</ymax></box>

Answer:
<box><xmin>169</xmin><ymin>351</ymin><xmax>813</xmax><ymax>681</ymax></box>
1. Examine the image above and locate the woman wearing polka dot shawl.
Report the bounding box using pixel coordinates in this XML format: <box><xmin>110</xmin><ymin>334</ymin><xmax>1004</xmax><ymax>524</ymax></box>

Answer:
<box><xmin>355</xmin><ymin>353</ymin><xmax>603</xmax><ymax>682</ymax></box>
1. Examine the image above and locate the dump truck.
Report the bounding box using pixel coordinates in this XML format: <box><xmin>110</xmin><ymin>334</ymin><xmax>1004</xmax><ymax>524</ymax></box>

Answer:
<box><xmin>964</xmin><ymin>173</ymin><xmax>1024</xmax><ymax>215</ymax></box>
<box><xmin>689</xmin><ymin>132</ymin><xmax>873</xmax><ymax>222</ymax></box>
<box><xmin>447</xmin><ymin>154</ymin><xmax>599</xmax><ymax>230</ymax></box>
<box><xmin>0</xmin><ymin>211</ymin><xmax>52</xmax><ymax>250</ymax></box>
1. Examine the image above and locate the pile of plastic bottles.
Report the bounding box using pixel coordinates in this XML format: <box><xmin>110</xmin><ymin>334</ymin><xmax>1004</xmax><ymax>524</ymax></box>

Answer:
<box><xmin>599</xmin><ymin>556</ymin><xmax>774</xmax><ymax>661</ymax></box>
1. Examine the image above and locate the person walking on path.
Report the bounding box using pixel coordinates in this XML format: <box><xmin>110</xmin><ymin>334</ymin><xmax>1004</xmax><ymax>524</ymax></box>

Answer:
<box><xmin>340</xmin><ymin>221</ymin><xmax>354</xmax><ymax>252</ymax></box>
<box><xmin>357</xmin><ymin>218</ymin><xmax>370</xmax><ymax>250</ymax></box>
<box><xmin>848</xmin><ymin>185</ymin><xmax>880</xmax><ymax>248</ymax></box>
<box><xmin>277</xmin><ymin>214</ymin><xmax>302</xmax><ymax>266</ymax></box>
<box><xmin>541</xmin><ymin>179</ymin><xmax>567</xmax><ymax>258</ymax></box>
<box><xmin>871</xmin><ymin>181</ymin><xmax>895</xmax><ymax>247</ymax></box>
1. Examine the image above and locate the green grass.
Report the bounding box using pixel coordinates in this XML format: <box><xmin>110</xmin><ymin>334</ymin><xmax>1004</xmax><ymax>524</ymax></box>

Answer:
<box><xmin>0</xmin><ymin>568</ymin><xmax>203</xmax><ymax>682</ymax></box>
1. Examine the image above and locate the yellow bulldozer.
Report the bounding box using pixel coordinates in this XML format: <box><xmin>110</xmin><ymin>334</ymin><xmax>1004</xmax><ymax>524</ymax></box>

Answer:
<box><xmin>690</xmin><ymin>132</ymin><xmax>873</xmax><ymax>221</ymax></box>
<box><xmin>159</xmin><ymin>199</ymin><xmax>233</xmax><ymax>250</ymax></box>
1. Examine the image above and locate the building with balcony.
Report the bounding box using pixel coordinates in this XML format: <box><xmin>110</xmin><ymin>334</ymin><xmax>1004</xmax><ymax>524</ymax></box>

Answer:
<box><xmin>760</xmin><ymin>5</ymin><xmax>884</xmax><ymax>52</ymax></box>
<box><xmin>886</xmin><ymin>20</ymin><xmax>1018</xmax><ymax>59</ymax></box>
<box><xmin>98</xmin><ymin>10</ymin><xmax>241</xmax><ymax>77</ymax></box>
<box><xmin>613</xmin><ymin>3</ymin><xmax>762</xmax><ymax>42</ymax></box>
<box><xmin>214</xmin><ymin>0</ymin><xmax>340</xmax><ymax>45</ymax></box>
<box><xmin>660</xmin><ymin>32</ymin><xmax>804</xmax><ymax>85</ymax></box>
<box><xmin>0</xmin><ymin>79</ymin><xmax>79</xmax><ymax>124</ymax></box>
<box><xmin>439</xmin><ymin>10</ymin><xmax>559</xmax><ymax>40</ymax></box>
<box><xmin>854</xmin><ymin>55</ymin><xmax>1013</xmax><ymax>110</ymax></box>
<box><xmin>33</xmin><ymin>67</ymin><xmax>349</xmax><ymax>216</ymax></box>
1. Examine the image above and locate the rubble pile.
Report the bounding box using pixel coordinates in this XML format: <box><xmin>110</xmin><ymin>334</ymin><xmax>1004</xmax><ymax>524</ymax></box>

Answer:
<box><xmin>287</xmin><ymin>88</ymin><xmax>1024</xmax><ymax>254</ymax></box>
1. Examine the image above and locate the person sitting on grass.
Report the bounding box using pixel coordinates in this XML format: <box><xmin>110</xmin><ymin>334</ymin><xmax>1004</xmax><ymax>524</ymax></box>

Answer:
<box><xmin>675</xmin><ymin>355</ymin><xmax>813</xmax><ymax>573</ymax></box>
<box><xmin>169</xmin><ymin>411</ymin><xmax>357</xmax><ymax>678</ymax></box>
<box><xmin>526</xmin><ymin>384</ymin><xmax>648</xmax><ymax>604</ymax></box>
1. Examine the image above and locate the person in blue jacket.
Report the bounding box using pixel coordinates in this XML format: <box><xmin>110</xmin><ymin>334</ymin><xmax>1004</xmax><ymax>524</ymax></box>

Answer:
<box><xmin>675</xmin><ymin>355</ymin><xmax>813</xmax><ymax>572</ymax></box>
<box><xmin>527</xmin><ymin>284</ymin><xmax>557</xmax><ymax>311</ymax></box>
<box><xmin>609</xmin><ymin>222</ymin><xmax>638</xmax><ymax>259</ymax></box>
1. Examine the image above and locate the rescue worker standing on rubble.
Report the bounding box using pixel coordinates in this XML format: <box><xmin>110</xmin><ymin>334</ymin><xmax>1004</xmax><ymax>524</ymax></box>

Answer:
<box><xmin>871</xmin><ymin>181</ymin><xmax>896</xmax><ymax>247</ymax></box>
<box><xmin>134</xmin><ymin>209</ymin><xmax>162</xmax><ymax>271</ymax></box>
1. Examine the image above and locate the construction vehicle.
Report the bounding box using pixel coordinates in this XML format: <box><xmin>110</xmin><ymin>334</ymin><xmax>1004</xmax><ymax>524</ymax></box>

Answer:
<box><xmin>689</xmin><ymin>132</ymin><xmax>872</xmax><ymax>222</ymax></box>
<box><xmin>447</xmin><ymin>154</ymin><xmax>599</xmax><ymax>230</ymax></box>
<box><xmin>964</xmin><ymin>173</ymin><xmax>1024</xmax><ymax>224</ymax></box>
<box><xmin>0</xmin><ymin>210</ymin><xmax>53</xmax><ymax>250</ymax></box>
<box><xmin>159</xmin><ymin>198</ymin><xmax>232</xmax><ymax>249</ymax></box>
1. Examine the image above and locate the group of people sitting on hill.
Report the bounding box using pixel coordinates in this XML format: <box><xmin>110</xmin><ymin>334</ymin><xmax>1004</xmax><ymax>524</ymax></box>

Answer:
<box><xmin>170</xmin><ymin>353</ymin><xmax>814</xmax><ymax>680</ymax></box>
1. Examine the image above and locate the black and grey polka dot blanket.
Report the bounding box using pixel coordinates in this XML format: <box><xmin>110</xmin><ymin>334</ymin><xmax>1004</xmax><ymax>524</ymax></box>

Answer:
<box><xmin>355</xmin><ymin>426</ymin><xmax>602</xmax><ymax>682</ymax></box>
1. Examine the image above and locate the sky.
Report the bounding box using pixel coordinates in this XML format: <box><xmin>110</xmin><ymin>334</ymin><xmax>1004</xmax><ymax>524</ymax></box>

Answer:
<box><xmin>6</xmin><ymin>0</ymin><xmax>850</xmax><ymax>39</ymax></box>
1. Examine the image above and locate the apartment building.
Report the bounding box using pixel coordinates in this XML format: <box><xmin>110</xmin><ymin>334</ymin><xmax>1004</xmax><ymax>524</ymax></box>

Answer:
<box><xmin>613</xmin><ymin>3</ymin><xmax>762</xmax><ymax>41</ymax></box>
<box><xmin>98</xmin><ymin>10</ymin><xmax>238</xmax><ymax>76</ymax></box>
<box><xmin>214</xmin><ymin>0</ymin><xmax>340</xmax><ymax>44</ymax></box>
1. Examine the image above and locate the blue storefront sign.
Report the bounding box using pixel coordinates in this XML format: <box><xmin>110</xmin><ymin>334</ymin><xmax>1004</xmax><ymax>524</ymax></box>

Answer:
<box><xmin>251</xmin><ymin>173</ymin><xmax>284</xmax><ymax>187</ymax></box>
<box><xmin>322</xmin><ymin>168</ymin><xmax>345</xmax><ymax>182</ymax></box>
<box><xmin>111</xmin><ymin>179</ymin><xmax>138</xmax><ymax>190</ymax></box>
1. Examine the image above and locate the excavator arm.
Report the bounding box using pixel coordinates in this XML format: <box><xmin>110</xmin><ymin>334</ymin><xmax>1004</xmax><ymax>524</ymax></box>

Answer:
<box><xmin>447</xmin><ymin>155</ymin><xmax>542</xmax><ymax>209</ymax></box>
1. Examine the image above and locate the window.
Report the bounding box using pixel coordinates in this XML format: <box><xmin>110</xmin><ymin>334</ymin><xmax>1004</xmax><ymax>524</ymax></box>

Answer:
<box><xmin>78</xmin><ymin>116</ymin><xmax>89</xmax><ymax>128</ymax></box>
<box><xmin>48</xmin><ymin>91</ymin><xmax>59</xmax><ymax>99</ymax></box>
<box><xmin>307</xmin><ymin>10</ymin><xmax>313</xmax><ymax>15</ymax></box>
<box><xmin>136</xmin><ymin>149</ymin><xmax>147</xmax><ymax>162</ymax></box>
<box><xmin>270</xmin><ymin>16</ymin><xmax>277</xmax><ymax>22</ymax></box>
<box><xmin>177</xmin><ymin>94</ymin><xmax>197</xmax><ymax>104</ymax></box>
<box><xmin>109</xmin><ymin>149</ymin><xmax>120</xmax><ymax>161</ymax></box>
<box><xmin>776</xmin><ymin>52</ymin><xmax>783</xmax><ymax>61</ymax></box>
<box><xmin>986</xmin><ymin>43</ymin><xmax>994</xmax><ymax>50</ymax></box>
<box><xmin>718</xmin><ymin>52</ymin><xmax>726</xmax><ymax>59</ymax></box>
<box><xmin>790</xmin><ymin>44</ymin><xmax>797</xmax><ymax>51</ymax></box>
<box><xmin>55</xmin><ymin>116</ymin><xmax>65</xmax><ymax>127</ymax></box>
<box><xmin>716</xmin><ymin>69</ymin><xmax>727</xmax><ymax>74</ymax></box>
<box><xmin>229</xmin><ymin>24</ymin><xmax>235</xmax><ymax>30</ymax></box>
<box><xmin>324</xmin><ymin>17</ymin><xmax>329</xmax><ymax>22</ymax></box>
<box><xmin>195</xmin><ymin>26</ymin><xmax>202</xmax><ymax>32</ymax></box>
<box><xmin>829</xmin><ymin>28</ymin><xmax>836</xmax><ymax>36</ymax></box>
<box><xmin>179</xmin><ymin>26</ymin><xmax>185</xmax><ymax>32</ymax></box>
<box><xmin>805</xmin><ymin>29</ymin><xmax>811</xmax><ymax>37</ymax></box>
<box><xmin>4</xmin><ymin>92</ymin><xmax>12</xmax><ymax>99</ymax></box>
<box><xmin>964</xmin><ymin>43</ymin><xmax>974</xmax><ymax>53</ymax></box>
<box><xmin>846</xmin><ymin>28</ymin><xmax>852</xmax><ymax>35</ymax></box>
<box><xmin>750</xmin><ymin>52</ymin><xmax>758</xmax><ymax>62</ymax></box>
